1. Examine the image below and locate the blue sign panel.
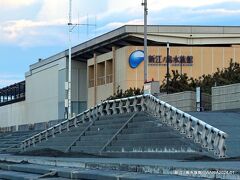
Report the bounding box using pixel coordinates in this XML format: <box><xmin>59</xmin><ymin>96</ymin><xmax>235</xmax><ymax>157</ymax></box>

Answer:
<box><xmin>129</xmin><ymin>50</ymin><xmax>144</xmax><ymax>69</ymax></box>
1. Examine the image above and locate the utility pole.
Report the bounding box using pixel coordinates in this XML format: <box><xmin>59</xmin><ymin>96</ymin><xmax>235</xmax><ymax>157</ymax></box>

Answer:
<box><xmin>142</xmin><ymin>0</ymin><xmax>148</xmax><ymax>83</ymax></box>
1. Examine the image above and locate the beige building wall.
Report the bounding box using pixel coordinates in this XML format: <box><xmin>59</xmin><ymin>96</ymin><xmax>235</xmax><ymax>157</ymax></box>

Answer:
<box><xmin>87</xmin><ymin>45</ymin><xmax>240</xmax><ymax>107</ymax></box>
<box><xmin>88</xmin><ymin>51</ymin><xmax>116</xmax><ymax>107</ymax></box>
<box><xmin>126</xmin><ymin>46</ymin><xmax>240</xmax><ymax>88</ymax></box>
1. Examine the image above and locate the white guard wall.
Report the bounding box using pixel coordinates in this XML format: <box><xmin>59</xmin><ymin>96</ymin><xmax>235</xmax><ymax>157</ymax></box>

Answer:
<box><xmin>0</xmin><ymin>101</ymin><xmax>26</xmax><ymax>129</ymax></box>
<box><xmin>212</xmin><ymin>83</ymin><xmax>240</xmax><ymax>111</ymax></box>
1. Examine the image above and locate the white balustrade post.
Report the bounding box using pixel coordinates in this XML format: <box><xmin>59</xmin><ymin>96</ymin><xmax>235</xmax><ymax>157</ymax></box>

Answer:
<box><xmin>132</xmin><ymin>98</ymin><xmax>138</xmax><ymax>112</ymax></box>
<box><xmin>166</xmin><ymin>108</ymin><xmax>172</xmax><ymax>126</ymax></box>
<box><xmin>178</xmin><ymin>115</ymin><xmax>185</xmax><ymax>134</ymax></box>
<box><xmin>185</xmin><ymin>117</ymin><xmax>193</xmax><ymax>138</ymax></box>
<box><xmin>32</xmin><ymin>138</ymin><xmax>35</xmax><ymax>147</ymax></box>
<box><xmin>119</xmin><ymin>101</ymin><xmax>124</xmax><ymax>114</ymax></box>
<box><xmin>172</xmin><ymin>112</ymin><xmax>178</xmax><ymax>130</ymax></box>
<box><xmin>112</xmin><ymin>102</ymin><xmax>117</xmax><ymax>114</ymax></box>
<box><xmin>59</xmin><ymin>125</ymin><xmax>62</xmax><ymax>134</ymax></box>
<box><xmin>193</xmin><ymin>122</ymin><xmax>201</xmax><ymax>143</ymax></box>
<box><xmin>39</xmin><ymin>134</ymin><xmax>42</xmax><ymax>142</ymax></box>
<box><xmin>140</xmin><ymin>96</ymin><xmax>146</xmax><ymax>111</ymax></box>
<box><xmin>74</xmin><ymin>116</ymin><xmax>77</xmax><ymax>127</ymax></box>
<box><xmin>155</xmin><ymin>103</ymin><xmax>161</xmax><ymax>118</ymax></box>
<box><xmin>67</xmin><ymin>121</ymin><xmax>70</xmax><ymax>131</ymax></box>
<box><xmin>200</xmin><ymin>125</ymin><xmax>208</xmax><ymax>148</ymax></box>
<box><xmin>45</xmin><ymin>131</ymin><xmax>48</xmax><ymax>140</ymax></box>
<box><xmin>207</xmin><ymin>129</ymin><xmax>214</xmax><ymax>151</ymax></box>
<box><xmin>160</xmin><ymin>104</ymin><xmax>166</xmax><ymax>123</ymax></box>
<box><xmin>52</xmin><ymin>128</ymin><xmax>55</xmax><ymax>138</ymax></box>
<box><xmin>106</xmin><ymin>102</ymin><xmax>111</xmax><ymax>115</ymax></box>
<box><xmin>217</xmin><ymin>135</ymin><xmax>226</xmax><ymax>157</ymax></box>
<box><xmin>99</xmin><ymin>105</ymin><xmax>104</xmax><ymax>116</ymax></box>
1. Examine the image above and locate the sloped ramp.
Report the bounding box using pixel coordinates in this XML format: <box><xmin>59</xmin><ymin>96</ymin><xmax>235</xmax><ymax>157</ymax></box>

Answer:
<box><xmin>21</xmin><ymin>95</ymin><xmax>228</xmax><ymax>159</ymax></box>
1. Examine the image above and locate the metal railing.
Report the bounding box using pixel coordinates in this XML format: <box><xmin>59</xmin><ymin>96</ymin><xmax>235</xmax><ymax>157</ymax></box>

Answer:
<box><xmin>21</xmin><ymin>94</ymin><xmax>228</xmax><ymax>158</ymax></box>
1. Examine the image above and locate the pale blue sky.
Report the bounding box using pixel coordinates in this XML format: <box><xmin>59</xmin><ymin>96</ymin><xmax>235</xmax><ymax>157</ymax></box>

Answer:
<box><xmin>0</xmin><ymin>0</ymin><xmax>240</xmax><ymax>87</ymax></box>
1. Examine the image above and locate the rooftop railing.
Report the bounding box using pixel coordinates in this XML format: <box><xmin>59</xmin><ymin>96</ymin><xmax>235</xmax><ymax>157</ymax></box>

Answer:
<box><xmin>0</xmin><ymin>81</ymin><xmax>25</xmax><ymax>106</ymax></box>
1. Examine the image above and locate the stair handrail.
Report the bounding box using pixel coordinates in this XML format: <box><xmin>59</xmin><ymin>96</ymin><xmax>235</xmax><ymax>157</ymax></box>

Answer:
<box><xmin>99</xmin><ymin>112</ymin><xmax>137</xmax><ymax>154</ymax></box>
<box><xmin>21</xmin><ymin>108</ymin><xmax>93</xmax><ymax>151</ymax></box>
<box><xmin>21</xmin><ymin>94</ymin><xmax>228</xmax><ymax>158</ymax></box>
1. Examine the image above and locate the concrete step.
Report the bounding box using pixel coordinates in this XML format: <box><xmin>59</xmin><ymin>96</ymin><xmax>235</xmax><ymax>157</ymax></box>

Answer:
<box><xmin>70</xmin><ymin>146</ymin><xmax>102</xmax><ymax>153</ymax></box>
<box><xmin>98</xmin><ymin>113</ymin><xmax>135</xmax><ymax>120</ymax></box>
<box><xmin>112</xmin><ymin>138</ymin><xmax>186</xmax><ymax>147</ymax></box>
<box><xmin>0</xmin><ymin>163</ymin><xmax>54</xmax><ymax>178</ymax></box>
<box><xmin>28</xmin><ymin>145</ymin><xmax>67</xmax><ymax>152</ymax></box>
<box><xmin>116</xmin><ymin>132</ymin><xmax>180</xmax><ymax>140</ymax></box>
<box><xmin>127</xmin><ymin>121</ymin><xmax>162</xmax><ymax>128</ymax></box>
<box><xmin>122</xmin><ymin>126</ymin><xmax>170</xmax><ymax>134</ymax></box>
<box><xmin>106</xmin><ymin>145</ymin><xmax>198</xmax><ymax>152</ymax></box>
<box><xmin>0</xmin><ymin>169</ymin><xmax>41</xmax><ymax>180</ymax></box>
<box><xmin>95</xmin><ymin>113</ymin><xmax>148</xmax><ymax>125</ymax></box>
<box><xmin>5</xmin><ymin>148</ymin><xmax>21</xmax><ymax>153</ymax></box>
<box><xmin>57</xmin><ymin>130</ymin><xmax>83</xmax><ymax>137</ymax></box>
<box><xmin>0</xmin><ymin>143</ymin><xmax>17</xmax><ymax>147</ymax></box>
<box><xmin>94</xmin><ymin>118</ymin><xmax>128</xmax><ymax>126</ymax></box>
<box><xmin>90</xmin><ymin>123</ymin><xmax>123</xmax><ymax>131</ymax></box>
<box><xmin>84</xmin><ymin>129</ymin><xmax>118</xmax><ymax>136</ymax></box>
<box><xmin>102</xmin><ymin>152</ymin><xmax>204</xmax><ymax>160</ymax></box>
<box><xmin>69</xmin><ymin>124</ymin><xmax>90</xmax><ymax>132</ymax></box>
<box><xmin>37</xmin><ymin>140</ymin><xmax>73</xmax><ymax>146</ymax></box>
<box><xmin>75</xmin><ymin>140</ymin><xmax>107</xmax><ymax>146</ymax></box>
<box><xmin>80</xmin><ymin>134</ymin><xmax>112</xmax><ymax>141</ymax></box>
<box><xmin>2</xmin><ymin>141</ymin><xmax>19</xmax><ymax>145</ymax></box>
<box><xmin>43</xmin><ymin>136</ymin><xmax>77</xmax><ymax>143</ymax></box>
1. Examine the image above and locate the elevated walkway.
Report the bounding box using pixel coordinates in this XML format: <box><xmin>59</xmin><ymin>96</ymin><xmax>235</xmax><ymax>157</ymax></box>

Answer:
<box><xmin>20</xmin><ymin>94</ymin><xmax>229</xmax><ymax>159</ymax></box>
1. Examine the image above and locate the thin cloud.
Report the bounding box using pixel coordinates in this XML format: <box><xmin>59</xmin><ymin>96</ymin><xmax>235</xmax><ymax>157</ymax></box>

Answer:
<box><xmin>97</xmin><ymin>19</ymin><xmax>143</xmax><ymax>32</ymax></box>
<box><xmin>0</xmin><ymin>73</ymin><xmax>24</xmax><ymax>88</ymax></box>
<box><xmin>194</xmin><ymin>8</ymin><xmax>240</xmax><ymax>15</ymax></box>
<box><xmin>0</xmin><ymin>0</ymin><xmax>38</xmax><ymax>8</ymax></box>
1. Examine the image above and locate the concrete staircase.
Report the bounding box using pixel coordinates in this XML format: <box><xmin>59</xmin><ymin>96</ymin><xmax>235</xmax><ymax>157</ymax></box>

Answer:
<box><xmin>70</xmin><ymin>113</ymin><xmax>135</xmax><ymax>154</ymax></box>
<box><xmin>23</xmin><ymin>112</ymin><xmax>205</xmax><ymax>160</ymax></box>
<box><xmin>20</xmin><ymin>95</ymin><xmax>228</xmax><ymax>159</ymax></box>
<box><xmin>102</xmin><ymin>112</ymin><xmax>203</xmax><ymax>159</ymax></box>
<box><xmin>0</xmin><ymin>130</ymin><xmax>41</xmax><ymax>153</ymax></box>
<box><xmin>26</xmin><ymin>122</ymin><xmax>92</xmax><ymax>153</ymax></box>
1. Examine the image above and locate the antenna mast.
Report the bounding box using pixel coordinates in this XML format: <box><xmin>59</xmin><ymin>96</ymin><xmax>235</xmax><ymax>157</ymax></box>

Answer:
<box><xmin>65</xmin><ymin>1</ymin><xmax>97</xmax><ymax>119</ymax></box>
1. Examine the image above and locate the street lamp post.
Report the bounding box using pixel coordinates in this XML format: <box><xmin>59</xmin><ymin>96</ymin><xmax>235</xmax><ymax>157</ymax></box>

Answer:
<box><xmin>166</xmin><ymin>42</ymin><xmax>170</xmax><ymax>94</ymax></box>
<box><xmin>142</xmin><ymin>0</ymin><xmax>148</xmax><ymax>83</ymax></box>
